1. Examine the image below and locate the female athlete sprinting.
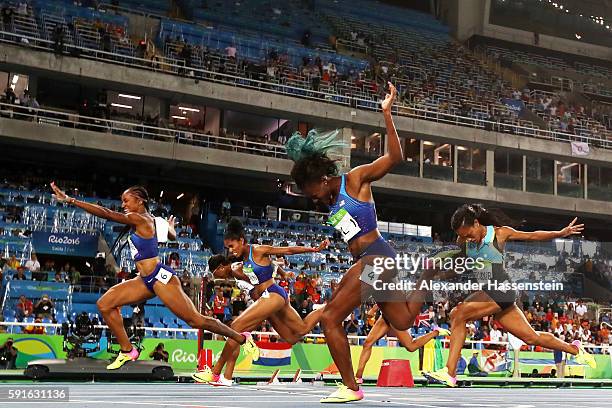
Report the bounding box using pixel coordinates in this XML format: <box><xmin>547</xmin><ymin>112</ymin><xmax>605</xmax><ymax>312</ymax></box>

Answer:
<box><xmin>50</xmin><ymin>183</ymin><xmax>259</xmax><ymax>369</ymax></box>
<box><xmin>192</xmin><ymin>218</ymin><xmax>329</xmax><ymax>386</ymax></box>
<box><xmin>423</xmin><ymin>204</ymin><xmax>596</xmax><ymax>387</ymax></box>
<box><xmin>354</xmin><ymin>304</ymin><xmax>450</xmax><ymax>383</ymax></box>
<box><xmin>286</xmin><ymin>83</ymin><xmax>428</xmax><ymax>403</ymax></box>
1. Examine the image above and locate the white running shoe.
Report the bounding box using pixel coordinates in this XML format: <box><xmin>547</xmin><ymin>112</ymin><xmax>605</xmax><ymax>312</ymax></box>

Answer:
<box><xmin>209</xmin><ymin>375</ymin><xmax>233</xmax><ymax>387</ymax></box>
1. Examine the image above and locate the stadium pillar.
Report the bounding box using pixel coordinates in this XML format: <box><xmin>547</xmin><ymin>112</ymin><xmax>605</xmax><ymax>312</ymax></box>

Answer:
<box><xmin>485</xmin><ymin>150</ymin><xmax>494</xmax><ymax>187</ymax></box>
<box><xmin>341</xmin><ymin>128</ymin><xmax>353</xmax><ymax>172</ymax></box>
<box><xmin>553</xmin><ymin>161</ymin><xmax>558</xmax><ymax>196</ymax></box>
<box><xmin>419</xmin><ymin>141</ymin><xmax>424</xmax><ymax>178</ymax></box>
<box><xmin>27</xmin><ymin>75</ymin><xmax>38</xmax><ymax>97</ymax></box>
<box><xmin>583</xmin><ymin>164</ymin><xmax>588</xmax><ymax>200</ymax></box>
<box><xmin>453</xmin><ymin>146</ymin><xmax>458</xmax><ymax>183</ymax></box>
<box><xmin>522</xmin><ymin>155</ymin><xmax>527</xmax><ymax>192</ymax></box>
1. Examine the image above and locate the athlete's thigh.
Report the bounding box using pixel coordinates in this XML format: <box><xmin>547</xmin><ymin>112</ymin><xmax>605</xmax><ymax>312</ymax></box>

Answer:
<box><xmin>325</xmin><ymin>262</ymin><xmax>367</xmax><ymax>322</ymax></box>
<box><xmin>231</xmin><ymin>293</ymin><xmax>286</xmax><ymax>332</ymax></box>
<box><xmin>267</xmin><ymin>313</ymin><xmax>300</xmax><ymax>342</ymax></box>
<box><xmin>453</xmin><ymin>290</ymin><xmax>501</xmax><ymax>321</ymax></box>
<box><xmin>98</xmin><ymin>276</ymin><xmax>154</xmax><ymax>308</ymax></box>
<box><xmin>153</xmin><ymin>276</ymin><xmax>200</xmax><ymax>321</ymax></box>
<box><xmin>494</xmin><ymin>304</ymin><xmax>535</xmax><ymax>339</ymax></box>
<box><xmin>366</xmin><ymin>316</ymin><xmax>391</xmax><ymax>343</ymax></box>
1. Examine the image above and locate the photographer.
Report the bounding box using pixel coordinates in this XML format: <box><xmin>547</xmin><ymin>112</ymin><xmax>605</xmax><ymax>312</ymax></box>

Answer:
<box><xmin>34</xmin><ymin>294</ymin><xmax>55</xmax><ymax>319</ymax></box>
<box><xmin>149</xmin><ymin>343</ymin><xmax>169</xmax><ymax>362</ymax></box>
<box><xmin>0</xmin><ymin>338</ymin><xmax>18</xmax><ymax>369</ymax></box>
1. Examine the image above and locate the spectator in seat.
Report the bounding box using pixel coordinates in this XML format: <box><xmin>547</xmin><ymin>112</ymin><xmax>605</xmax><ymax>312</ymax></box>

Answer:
<box><xmin>225</xmin><ymin>44</ymin><xmax>237</xmax><ymax>61</ymax></box>
<box><xmin>180</xmin><ymin>270</ymin><xmax>192</xmax><ymax>298</ymax></box>
<box><xmin>344</xmin><ymin>312</ymin><xmax>360</xmax><ymax>345</ymax></box>
<box><xmin>7</xmin><ymin>254</ymin><xmax>20</xmax><ymax>270</ymax></box>
<box><xmin>33</xmin><ymin>294</ymin><xmax>54</xmax><ymax>319</ymax></box>
<box><xmin>12</xmin><ymin>266</ymin><xmax>26</xmax><ymax>280</ymax></box>
<box><xmin>298</xmin><ymin>298</ymin><xmax>312</xmax><ymax>320</ymax></box>
<box><xmin>0</xmin><ymin>338</ymin><xmax>18</xmax><ymax>369</ymax></box>
<box><xmin>221</xmin><ymin>197</ymin><xmax>231</xmax><ymax>221</ymax></box>
<box><xmin>70</xmin><ymin>266</ymin><xmax>81</xmax><ymax>291</ymax></box>
<box><xmin>52</xmin><ymin>24</ymin><xmax>65</xmax><ymax>54</ymax></box>
<box><xmin>149</xmin><ymin>343</ymin><xmax>169</xmax><ymax>362</ymax></box>
<box><xmin>212</xmin><ymin>288</ymin><xmax>226</xmax><ymax>322</ymax></box>
<box><xmin>23</xmin><ymin>318</ymin><xmax>45</xmax><ymax>334</ymax></box>
<box><xmin>1</xmin><ymin>5</ymin><xmax>14</xmax><ymax>26</ymax></box>
<box><xmin>231</xmin><ymin>292</ymin><xmax>247</xmax><ymax>317</ymax></box>
<box><xmin>24</xmin><ymin>253</ymin><xmax>40</xmax><ymax>273</ymax></box>
<box><xmin>15</xmin><ymin>295</ymin><xmax>33</xmax><ymax>321</ymax></box>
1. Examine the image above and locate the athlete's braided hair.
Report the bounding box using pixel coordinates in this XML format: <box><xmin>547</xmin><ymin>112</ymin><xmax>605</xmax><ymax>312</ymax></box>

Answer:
<box><xmin>125</xmin><ymin>185</ymin><xmax>150</xmax><ymax>211</ymax></box>
<box><xmin>285</xmin><ymin>129</ymin><xmax>345</xmax><ymax>189</ymax></box>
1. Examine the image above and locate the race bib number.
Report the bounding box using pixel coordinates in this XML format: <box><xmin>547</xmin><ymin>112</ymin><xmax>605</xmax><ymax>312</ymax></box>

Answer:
<box><xmin>329</xmin><ymin>208</ymin><xmax>361</xmax><ymax>242</ymax></box>
<box><xmin>474</xmin><ymin>264</ymin><xmax>492</xmax><ymax>282</ymax></box>
<box><xmin>242</xmin><ymin>265</ymin><xmax>260</xmax><ymax>285</ymax></box>
<box><xmin>359</xmin><ymin>263</ymin><xmax>378</xmax><ymax>286</ymax></box>
<box><xmin>155</xmin><ymin>267</ymin><xmax>173</xmax><ymax>285</ymax></box>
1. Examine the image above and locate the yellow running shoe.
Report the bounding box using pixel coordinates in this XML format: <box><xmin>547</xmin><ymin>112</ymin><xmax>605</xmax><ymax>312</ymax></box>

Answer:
<box><xmin>572</xmin><ymin>340</ymin><xmax>597</xmax><ymax>369</ymax></box>
<box><xmin>320</xmin><ymin>383</ymin><xmax>364</xmax><ymax>403</ymax></box>
<box><xmin>192</xmin><ymin>366</ymin><xmax>219</xmax><ymax>383</ymax></box>
<box><xmin>422</xmin><ymin>367</ymin><xmax>457</xmax><ymax>387</ymax></box>
<box><xmin>106</xmin><ymin>347</ymin><xmax>139</xmax><ymax>370</ymax></box>
<box><xmin>241</xmin><ymin>332</ymin><xmax>260</xmax><ymax>361</ymax></box>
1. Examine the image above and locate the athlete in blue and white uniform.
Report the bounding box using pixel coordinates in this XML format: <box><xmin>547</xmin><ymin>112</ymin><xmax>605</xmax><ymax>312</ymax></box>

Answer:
<box><xmin>285</xmin><ymin>83</ymin><xmax>430</xmax><ymax>403</ymax></box>
<box><xmin>50</xmin><ymin>183</ymin><xmax>259</xmax><ymax>369</ymax></box>
<box><xmin>192</xmin><ymin>218</ymin><xmax>328</xmax><ymax>386</ymax></box>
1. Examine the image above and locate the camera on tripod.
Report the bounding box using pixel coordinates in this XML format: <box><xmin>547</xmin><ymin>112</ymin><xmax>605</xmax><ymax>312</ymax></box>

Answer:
<box><xmin>61</xmin><ymin>312</ymin><xmax>103</xmax><ymax>359</ymax></box>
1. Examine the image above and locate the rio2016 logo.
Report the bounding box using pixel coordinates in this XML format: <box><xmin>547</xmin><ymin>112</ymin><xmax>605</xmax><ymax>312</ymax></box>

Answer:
<box><xmin>171</xmin><ymin>348</ymin><xmax>221</xmax><ymax>364</ymax></box>
<box><xmin>48</xmin><ymin>235</ymin><xmax>81</xmax><ymax>245</ymax></box>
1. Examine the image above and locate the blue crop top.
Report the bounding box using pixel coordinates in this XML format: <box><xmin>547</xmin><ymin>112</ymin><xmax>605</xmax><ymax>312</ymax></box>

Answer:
<box><xmin>465</xmin><ymin>225</ymin><xmax>505</xmax><ymax>264</ymax></box>
<box><xmin>327</xmin><ymin>174</ymin><xmax>378</xmax><ymax>242</ymax></box>
<box><xmin>241</xmin><ymin>245</ymin><xmax>275</xmax><ymax>285</ymax></box>
<box><xmin>128</xmin><ymin>231</ymin><xmax>159</xmax><ymax>262</ymax></box>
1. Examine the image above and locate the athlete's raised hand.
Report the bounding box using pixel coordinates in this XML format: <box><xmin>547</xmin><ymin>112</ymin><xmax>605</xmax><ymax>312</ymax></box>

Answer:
<box><xmin>314</xmin><ymin>239</ymin><xmax>330</xmax><ymax>252</ymax></box>
<box><xmin>167</xmin><ymin>215</ymin><xmax>176</xmax><ymax>229</ymax></box>
<box><xmin>50</xmin><ymin>181</ymin><xmax>71</xmax><ymax>203</ymax></box>
<box><xmin>560</xmin><ymin>217</ymin><xmax>584</xmax><ymax>237</ymax></box>
<box><xmin>381</xmin><ymin>82</ymin><xmax>397</xmax><ymax>113</ymax></box>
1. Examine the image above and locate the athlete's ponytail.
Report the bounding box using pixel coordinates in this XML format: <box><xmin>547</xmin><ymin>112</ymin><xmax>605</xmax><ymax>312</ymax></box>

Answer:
<box><xmin>224</xmin><ymin>217</ymin><xmax>246</xmax><ymax>241</ymax></box>
<box><xmin>286</xmin><ymin>129</ymin><xmax>344</xmax><ymax>189</ymax></box>
<box><xmin>451</xmin><ymin>204</ymin><xmax>523</xmax><ymax>230</ymax></box>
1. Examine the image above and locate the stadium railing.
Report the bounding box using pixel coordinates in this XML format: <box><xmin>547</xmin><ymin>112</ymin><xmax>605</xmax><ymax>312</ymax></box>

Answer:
<box><xmin>0</xmin><ymin>29</ymin><xmax>610</xmax><ymax>150</ymax></box>
<box><xmin>0</xmin><ymin>101</ymin><xmax>289</xmax><ymax>158</ymax></box>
